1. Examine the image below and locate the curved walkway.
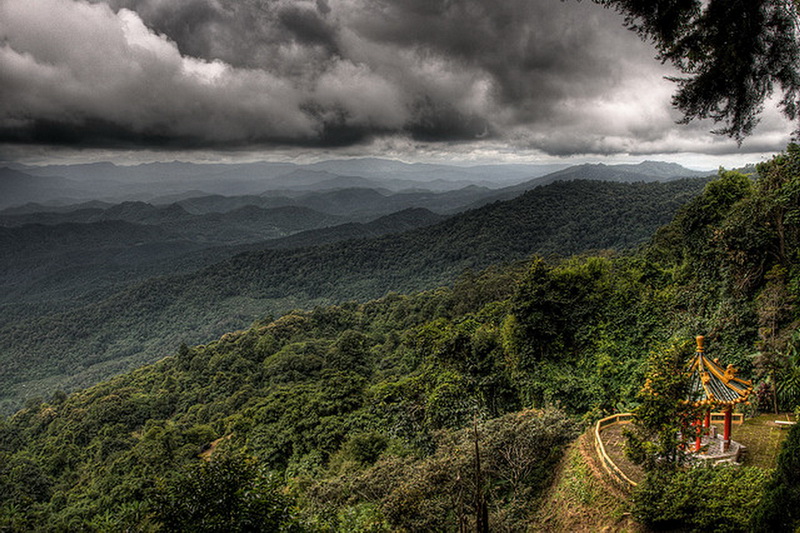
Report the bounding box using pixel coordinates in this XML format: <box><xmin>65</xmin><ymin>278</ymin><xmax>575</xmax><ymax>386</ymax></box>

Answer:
<box><xmin>593</xmin><ymin>414</ymin><xmax>643</xmax><ymax>491</ymax></box>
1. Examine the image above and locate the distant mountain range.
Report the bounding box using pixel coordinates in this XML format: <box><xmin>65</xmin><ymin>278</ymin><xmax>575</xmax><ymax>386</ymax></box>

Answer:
<box><xmin>1</xmin><ymin>158</ymin><xmax>710</xmax><ymax>210</ymax></box>
<box><xmin>529</xmin><ymin>160</ymin><xmax>710</xmax><ymax>183</ymax></box>
<box><xmin>466</xmin><ymin>161</ymin><xmax>713</xmax><ymax>206</ymax></box>
<box><xmin>0</xmin><ymin>158</ymin><xmax>715</xmax><ymax>328</ymax></box>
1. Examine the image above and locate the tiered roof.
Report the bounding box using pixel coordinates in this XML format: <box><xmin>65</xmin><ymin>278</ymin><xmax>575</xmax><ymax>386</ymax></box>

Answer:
<box><xmin>687</xmin><ymin>336</ymin><xmax>753</xmax><ymax>407</ymax></box>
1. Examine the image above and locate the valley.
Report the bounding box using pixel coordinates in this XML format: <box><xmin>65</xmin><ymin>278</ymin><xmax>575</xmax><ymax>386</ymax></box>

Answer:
<box><xmin>0</xmin><ymin>160</ymin><xmax>709</xmax><ymax>413</ymax></box>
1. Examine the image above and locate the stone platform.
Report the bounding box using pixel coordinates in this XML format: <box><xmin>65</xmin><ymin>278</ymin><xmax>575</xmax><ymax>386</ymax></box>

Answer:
<box><xmin>686</xmin><ymin>428</ymin><xmax>746</xmax><ymax>465</ymax></box>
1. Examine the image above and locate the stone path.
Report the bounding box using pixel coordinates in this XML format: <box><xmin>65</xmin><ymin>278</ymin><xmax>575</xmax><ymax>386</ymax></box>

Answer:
<box><xmin>598</xmin><ymin>424</ymin><xmax>644</xmax><ymax>485</ymax></box>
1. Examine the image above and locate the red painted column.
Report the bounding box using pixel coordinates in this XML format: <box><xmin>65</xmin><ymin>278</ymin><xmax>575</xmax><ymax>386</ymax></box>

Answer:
<box><xmin>704</xmin><ymin>410</ymin><xmax>711</xmax><ymax>428</ymax></box>
<box><xmin>695</xmin><ymin>419</ymin><xmax>702</xmax><ymax>452</ymax></box>
<box><xmin>723</xmin><ymin>407</ymin><xmax>732</xmax><ymax>451</ymax></box>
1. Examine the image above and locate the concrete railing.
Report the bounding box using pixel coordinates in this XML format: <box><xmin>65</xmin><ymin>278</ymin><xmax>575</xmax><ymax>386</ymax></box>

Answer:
<box><xmin>593</xmin><ymin>413</ymin><xmax>638</xmax><ymax>490</ymax></box>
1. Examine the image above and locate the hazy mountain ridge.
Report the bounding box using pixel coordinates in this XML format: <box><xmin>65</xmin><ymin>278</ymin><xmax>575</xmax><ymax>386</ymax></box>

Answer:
<box><xmin>536</xmin><ymin>160</ymin><xmax>710</xmax><ymax>183</ymax></box>
<box><xmin>0</xmin><ymin>201</ymin><xmax>344</xmax><ymax>243</ymax></box>
<box><xmin>260</xmin><ymin>207</ymin><xmax>447</xmax><ymax>250</ymax></box>
<box><xmin>0</xmin><ymin>200</ymin><xmax>115</xmax><ymax>216</ymax></box>
<box><xmin>2</xmin><ymin>158</ymin><xmax>706</xmax><ymax>209</ymax></box>
<box><xmin>436</xmin><ymin>160</ymin><xmax>713</xmax><ymax>210</ymax></box>
<box><xmin>5</xmin><ymin>159</ymin><xmax>520</xmax><ymax>207</ymax></box>
<box><xmin>0</xmin><ymin>185</ymin><xmax>492</xmax><ymax>223</ymax></box>
<box><xmin>0</xmin><ymin>205</ymin><xmax>448</xmax><ymax>328</ymax></box>
<box><xmin>0</xmin><ymin>167</ymin><xmax>88</xmax><ymax>208</ymax></box>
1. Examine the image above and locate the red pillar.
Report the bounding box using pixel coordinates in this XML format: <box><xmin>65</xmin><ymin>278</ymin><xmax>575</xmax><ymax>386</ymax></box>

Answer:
<box><xmin>695</xmin><ymin>419</ymin><xmax>703</xmax><ymax>452</ymax></box>
<box><xmin>704</xmin><ymin>411</ymin><xmax>711</xmax><ymax>428</ymax></box>
<box><xmin>723</xmin><ymin>407</ymin><xmax>732</xmax><ymax>451</ymax></box>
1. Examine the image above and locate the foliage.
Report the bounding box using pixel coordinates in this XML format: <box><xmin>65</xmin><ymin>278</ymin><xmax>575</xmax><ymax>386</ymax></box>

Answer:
<box><xmin>597</xmin><ymin>0</ymin><xmax>800</xmax><ymax>142</ymax></box>
<box><xmin>744</xmin><ymin>146</ymin><xmax>800</xmax><ymax>410</ymax></box>
<box><xmin>632</xmin><ymin>465</ymin><xmax>770</xmax><ymax>532</ymax></box>
<box><xmin>302</xmin><ymin>408</ymin><xmax>579</xmax><ymax>532</ymax></box>
<box><xmin>750</xmin><ymin>421</ymin><xmax>800</xmax><ymax>532</ymax></box>
<box><xmin>624</xmin><ymin>340</ymin><xmax>699</xmax><ymax>473</ymax></box>
<box><xmin>152</xmin><ymin>452</ymin><xmax>301</xmax><ymax>533</ymax></box>
<box><xmin>776</xmin><ymin>342</ymin><xmax>800</xmax><ymax>411</ymax></box>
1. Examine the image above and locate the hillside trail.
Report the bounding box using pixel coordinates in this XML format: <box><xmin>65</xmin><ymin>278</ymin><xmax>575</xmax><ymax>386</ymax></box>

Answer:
<box><xmin>529</xmin><ymin>429</ymin><xmax>646</xmax><ymax>532</ymax></box>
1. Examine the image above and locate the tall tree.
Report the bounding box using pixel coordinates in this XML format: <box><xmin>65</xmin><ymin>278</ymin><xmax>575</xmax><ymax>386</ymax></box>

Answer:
<box><xmin>624</xmin><ymin>340</ymin><xmax>699</xmax><ymax>474</ymax></box>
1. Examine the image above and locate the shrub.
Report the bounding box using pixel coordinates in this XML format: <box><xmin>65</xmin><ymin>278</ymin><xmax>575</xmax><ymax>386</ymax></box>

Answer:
<box><xmin>750</xmin><ymin>422</ymin><xmax>800</xmax><ymax>532</ymax></box>
<box><xmin>151</xmin><ymin>453</ymin><xmax>301</xmax><ymax>532</ymax></box>
<box><xmin>633</xmin><ymin>466</ymin><xmax>770</xmax><ymax>532</ymax></box>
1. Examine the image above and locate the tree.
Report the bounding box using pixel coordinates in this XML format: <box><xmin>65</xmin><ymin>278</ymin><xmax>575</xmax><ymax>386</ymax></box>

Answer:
<box><xmin>151</xmin><ymin>453</ymin><xmax>301</xmax><ymax>532</ymax></box>
<box><xmin>509</xmin><ymin>256</ymin><xmax>611</xmax><ymax>365</ymax></box>
<box><xmin>327</xmin><ymin>329</ymin><xmax>371</xmax><ymax>374</ymax></box>
<box><xmin>633</xmin><ymin>466</ymin><xmax>770</xmax><ymax>531</ymax></box>
<box><xmin>753</xmin><ymin>266</ymin><xmax>794</xmax><ymax>413</ymax></box>
<box><xmin>776</xmin><ymin>335</ymin><xmax>800</xmax><ymax>411</ymax></box>
<box><xmin>624</xmin><ymin>340</ymin><xmax>699</xmax><ymax>474</ymax></box>
<box><xmin>596</xmin><ymin>0</ymin><xmax>800</xmax><ymax>142</ymax></box>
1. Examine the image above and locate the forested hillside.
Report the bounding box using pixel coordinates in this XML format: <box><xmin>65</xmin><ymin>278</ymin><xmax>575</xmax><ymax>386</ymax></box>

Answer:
<box><xmin>0</xmin><ymin>178</ymin><xmax>706</xmax><ymax>413</ymax></box>
<box><xmin>7</xmin><ymin>141</ymin><xmax>800</xmax><ymax>532</ymax></box>
<box><xmin>3</xmin><ymin>146</ymin><xmax>800</xmax><ymax>531</ymax></box>
<box><xmin>4</xmin><ymin>0</ymin><xmax>800</xmax><ymax>527</ymax></box>
<box><xmin>0</xmin><ymin>206</ymin><xmax>445</xmax><ymax>322</ymax></box>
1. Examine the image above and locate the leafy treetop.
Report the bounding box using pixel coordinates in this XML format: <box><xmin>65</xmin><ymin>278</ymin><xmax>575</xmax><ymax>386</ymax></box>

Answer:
<box><xmin>597</xmin><ymin>0</ymin><xmax>800</xmax><ymax>142</ymax></box>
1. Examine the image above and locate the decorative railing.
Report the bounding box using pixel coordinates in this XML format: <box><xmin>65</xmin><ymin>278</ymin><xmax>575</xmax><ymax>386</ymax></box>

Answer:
<box><xmin>593</xmin><ymin>411</ymin><xmax>745</xmax><ymax>491</ymax></box>
<box><xmin>709</xmin><ymin>412</ymin><xmax>744</xmax><ymax>424</ymax></box>
<box><xmin>593</xmin><ymin>413</ymin><xmax>638</xmax><ymax>490</ymax></box>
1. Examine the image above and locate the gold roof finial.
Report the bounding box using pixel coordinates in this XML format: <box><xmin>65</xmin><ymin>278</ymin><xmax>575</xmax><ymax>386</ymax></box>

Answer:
<box><xmin>696</xmin><ymin>335</ymin><xmax>704</xmax><ymax>353</ymax></box>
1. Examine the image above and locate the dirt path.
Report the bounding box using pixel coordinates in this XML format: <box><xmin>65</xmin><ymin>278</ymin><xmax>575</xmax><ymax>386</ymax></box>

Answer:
<box><xmin>528</xmin><ymin>430</ymin><xmax>644</xmax><ymax>532</ymax></box>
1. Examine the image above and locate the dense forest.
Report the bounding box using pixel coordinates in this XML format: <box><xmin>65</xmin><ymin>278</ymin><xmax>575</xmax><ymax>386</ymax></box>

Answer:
<box><xmin>0</xmin><ymin>206</ymin><xmax>444</xmax><ymax>320</ymax></box>
<box><xmin>0</xmin><ymin>178</ymin><xmax>706</xmax><ymax>414</ymax></box>
<box><xmin>0</xmin><ymin>146</ymin><xmax>800</xmax><ymax>531</ymax></box>
<box><xmin>2</xmin><ymin>146</ymin><xmax>800</xmax><ymax>531</ymax></box>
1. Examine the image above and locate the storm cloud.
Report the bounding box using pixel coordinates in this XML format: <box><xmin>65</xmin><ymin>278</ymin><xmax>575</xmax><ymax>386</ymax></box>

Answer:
<box><xmin>0</xmin><ymin>0</ymin><xmax>792</xmax><ymax>157</ymax></box>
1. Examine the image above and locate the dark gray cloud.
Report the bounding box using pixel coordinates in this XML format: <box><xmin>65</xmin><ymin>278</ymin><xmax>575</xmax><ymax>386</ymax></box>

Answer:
<box><xmin>0</xmin><ymin>0</ymin><xmax>792</xmax><ymax>159</ymax></box>
<box><xmin>100</xmin><ymin>0</ymin><xmax>339</xmax><ymax>70</ymax></box>
<box><xmin>316</xmin><ymin>0</ymin><xmax>331</xmax><ymax>16</ymax></box>
<box><xmin>278</xmin><ymin>4</ymin><xmax>339</xmax><ymax>52</ymax></box>
<box><xmin>350</xmin><ymin>0</ymin><xmax>618</xmax><ymax>106</ymax></box>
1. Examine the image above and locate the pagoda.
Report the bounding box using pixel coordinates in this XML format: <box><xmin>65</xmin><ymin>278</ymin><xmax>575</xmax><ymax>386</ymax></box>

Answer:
<box><xmin>686</xmin><ymin>335</ymin><xmax>753</xmax><ymax>452</ymax></box>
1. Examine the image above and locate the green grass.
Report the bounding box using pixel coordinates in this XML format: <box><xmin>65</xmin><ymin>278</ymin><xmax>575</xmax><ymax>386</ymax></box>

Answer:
<box><xmin>562</xmin><ymin>443</ymin><xmax>602</xmax><ymax>506</ymax></box>
<box><xmin>719</xmin><ymin>413</ymin><xmax>795</xmax><ymax>469</ymax></box>
<box><xmin>530</xmin><ymin>434</ymin><xmax>642</xmax><ymax>532</ymax></box>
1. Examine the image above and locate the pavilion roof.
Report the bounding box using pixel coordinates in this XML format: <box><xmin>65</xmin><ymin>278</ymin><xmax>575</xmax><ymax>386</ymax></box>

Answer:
<box><xmin>687</xmin><ymin>336</ymin><xmax>753</xmax><ymax>408</ymax></box>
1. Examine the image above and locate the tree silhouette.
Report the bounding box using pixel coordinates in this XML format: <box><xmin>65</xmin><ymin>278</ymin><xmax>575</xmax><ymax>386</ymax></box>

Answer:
<box><xmin>598</xmin><ymin>0</ymin><xmax>800</xmax><ymax>141</ymax></box>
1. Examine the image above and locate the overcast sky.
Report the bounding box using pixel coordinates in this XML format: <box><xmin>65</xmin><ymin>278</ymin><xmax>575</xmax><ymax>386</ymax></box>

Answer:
<box><xmin>0</xmin><ymin>0</ymin><xmax>795</xmax><ymax>169</ymax></box>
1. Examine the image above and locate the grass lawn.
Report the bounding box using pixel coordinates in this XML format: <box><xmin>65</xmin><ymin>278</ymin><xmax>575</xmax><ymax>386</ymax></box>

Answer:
<box><xmin>717</xmin><ymin>412</ymin><xmax>796</xmax><ymax>469</ymax></box>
